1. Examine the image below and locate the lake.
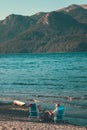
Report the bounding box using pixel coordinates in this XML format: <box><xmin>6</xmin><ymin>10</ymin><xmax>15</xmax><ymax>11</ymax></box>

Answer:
<box><xmin>0</xmin><ymin>52</ymin><xmax>87</xmax><ymax>126</ymax></box>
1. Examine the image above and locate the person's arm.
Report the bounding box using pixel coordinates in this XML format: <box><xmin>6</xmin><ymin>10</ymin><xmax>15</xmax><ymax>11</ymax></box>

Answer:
<box><xmin>47</xmin><ymin>110</ymin><xmax>52</xmax><ymax>115</ymax></box>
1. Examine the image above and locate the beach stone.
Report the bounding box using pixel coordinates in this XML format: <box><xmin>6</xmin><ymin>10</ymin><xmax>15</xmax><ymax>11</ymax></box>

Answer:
<box><xmin>1</xmin><ymin>127</ymin><xmax>8</xmax><ymax>130</ymax></box>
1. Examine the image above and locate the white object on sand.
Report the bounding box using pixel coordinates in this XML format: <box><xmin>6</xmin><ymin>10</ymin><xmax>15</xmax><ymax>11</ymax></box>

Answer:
<box><xmin>13</xmin><ymin>100</ymin><xmax>25</xmax><ymax>106</ymax></box>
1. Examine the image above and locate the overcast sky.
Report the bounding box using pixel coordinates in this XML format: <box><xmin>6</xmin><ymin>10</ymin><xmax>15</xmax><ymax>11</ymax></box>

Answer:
<box><xmin>0</xmin><ymin>0</ymin><xmax>87</xmax><ymax>20</ymax></box>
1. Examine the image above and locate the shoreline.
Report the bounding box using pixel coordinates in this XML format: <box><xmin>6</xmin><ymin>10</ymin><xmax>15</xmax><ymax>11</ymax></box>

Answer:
<box><xmin>0</xmin><ymin>106</ymin><xmax>87</xmax><ymax>130</ymax></box>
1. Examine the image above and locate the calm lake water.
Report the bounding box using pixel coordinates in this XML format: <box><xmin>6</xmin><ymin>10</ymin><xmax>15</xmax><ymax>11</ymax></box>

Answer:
<box><xmin>0</xmin><ymin>52</ymin><xmax>87</xmax><ymax>126</ymax></box>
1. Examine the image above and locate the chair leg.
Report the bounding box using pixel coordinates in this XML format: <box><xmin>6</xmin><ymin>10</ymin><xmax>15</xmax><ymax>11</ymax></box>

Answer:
<box><xmin>54</xmin><ymin>119</ymin><xmax>56</xmax><ymax>124</ymax></box>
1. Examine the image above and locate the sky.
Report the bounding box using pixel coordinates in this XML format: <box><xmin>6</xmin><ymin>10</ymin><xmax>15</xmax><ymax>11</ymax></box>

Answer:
<box><xmin>0</xmin><ymin>0</ymin><xmax>87</xmax><ymax>20</ymax></box>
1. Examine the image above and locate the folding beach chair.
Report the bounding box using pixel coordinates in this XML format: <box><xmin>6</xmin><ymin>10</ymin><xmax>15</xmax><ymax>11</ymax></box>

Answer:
<box><xmin>29</xmin><ymin>103</ymin><xmax>40</xmax><ymax>119</ymax></box>
<box><xmin>54</xmin><ymin>106</ymin><xmax>65</xmax><ymax>123</ymax></box>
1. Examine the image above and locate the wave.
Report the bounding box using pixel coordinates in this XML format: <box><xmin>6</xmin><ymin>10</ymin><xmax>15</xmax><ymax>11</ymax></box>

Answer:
<box><xmin>0</xmin><ymin>90</ymin><xmax>87</xmax><ymax>101</ymax></box>
<box><xmin>12</xmin><ymin>82</ymin><xmax>64</xmax><ymax>86</ymax></box>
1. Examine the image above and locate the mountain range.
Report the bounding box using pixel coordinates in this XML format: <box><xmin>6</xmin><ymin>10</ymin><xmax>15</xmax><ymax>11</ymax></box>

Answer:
<box><xmin>0</xmin><ymin>4</ymin><xmax>87</xmax><ymax>53</ymax></box>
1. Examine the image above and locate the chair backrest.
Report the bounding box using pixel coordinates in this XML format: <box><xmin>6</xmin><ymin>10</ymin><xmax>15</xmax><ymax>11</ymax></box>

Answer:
<box><xmin>29</xmin><ymin>103</ymin><xmax>39</xmax><ymax>118</ymax></box>
<box><xmin>57</xmin><ymin>106</ymin><xmax>64</xmax><ymax>120</ymax></box>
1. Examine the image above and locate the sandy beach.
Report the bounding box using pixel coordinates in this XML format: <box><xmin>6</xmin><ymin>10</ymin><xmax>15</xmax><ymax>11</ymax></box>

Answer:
<box><xmin>0</xmin><ymin>120</ymin><xmax>87</xmax><ymax>130</ymax></box>
<box><xmin>0</xmin><ymin>105</ymin><xmax>87</xmax><ymax>130</ymax></box>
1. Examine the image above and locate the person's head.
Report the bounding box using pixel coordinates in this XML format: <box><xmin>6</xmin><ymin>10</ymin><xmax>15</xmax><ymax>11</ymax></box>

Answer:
<box><xmin>37</xmin><ymin>104</ymin><xmax>40</xmax><ymax>109</ymax></box>
<box><xmin>55</xmin><ymin>103</ymin><xmax>60</xmax><ymax>108</ymax></box>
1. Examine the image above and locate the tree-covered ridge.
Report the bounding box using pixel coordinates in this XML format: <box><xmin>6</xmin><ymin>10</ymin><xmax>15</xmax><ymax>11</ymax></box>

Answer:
<box><xmin>0</xmin><ymin>4</ymin><xmax>87</xmax><ymax>53</ymax></box>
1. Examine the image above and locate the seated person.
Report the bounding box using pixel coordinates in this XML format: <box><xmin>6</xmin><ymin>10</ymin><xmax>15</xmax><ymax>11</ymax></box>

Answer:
<box><xmin>41</xmin><ymin>110</ymin><xmax>52</xmax><ymax>122</ymax></box>
<box><xmin>48</xmin><ymin>103</ymin><xmax>63</xmax><ymax>123</ymax></box>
